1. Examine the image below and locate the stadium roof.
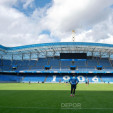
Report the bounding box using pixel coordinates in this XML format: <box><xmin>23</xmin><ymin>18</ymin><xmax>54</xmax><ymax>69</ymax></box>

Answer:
<box><xmin>1</xmin><ymin>42</ymin><xmax>113</xmax><ymax>51</ymax></box>
<box><xmin>1</xmin><ymin>42</ymin><xmax>113</xmax><ymax>58</ymax></box>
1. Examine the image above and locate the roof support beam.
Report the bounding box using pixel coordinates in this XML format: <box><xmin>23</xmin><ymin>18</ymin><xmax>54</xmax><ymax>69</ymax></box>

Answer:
<box><xmin>30</xmin><ymin>52</ymin><xmax>32</xmax><ymax>61</ymax></box>
<box><xmin>12</xmin><ymin>54</ymin><xmax>13</xmax><ymax>61</ymax></box>
<box><xmin>99</xmin><ymin>51</ymin><xmax>101</xmax><ymax>59</ymax></box>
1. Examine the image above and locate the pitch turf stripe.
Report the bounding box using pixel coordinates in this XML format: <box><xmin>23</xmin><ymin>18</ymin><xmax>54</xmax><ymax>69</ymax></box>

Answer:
<box><xmin>0</xmin><ymin>106</ymin><xmax>58</xmax><ymax>109</ymax></box>
<box><xmin>61</xmin><ymin>108</ymin><xmax>113</xmax><ymax>110</ymax></box>
<box><xmin>0</xmin><ymin>106</ymin><xmax>113</xmax><ymax>110</ymax></box>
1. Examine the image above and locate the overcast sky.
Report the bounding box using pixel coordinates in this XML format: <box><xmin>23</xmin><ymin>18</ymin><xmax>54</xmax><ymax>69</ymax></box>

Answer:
<box><xmin>0</xmin><ymin>0</ymin><xmax>113</xmax><ymax>47</ymax></box>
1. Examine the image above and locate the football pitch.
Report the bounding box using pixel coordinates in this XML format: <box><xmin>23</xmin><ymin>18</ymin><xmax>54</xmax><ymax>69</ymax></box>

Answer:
<box><xmin>0</xmin><ymin>83</ymin><xmax>113</xmax><ymax>113</ymax></box>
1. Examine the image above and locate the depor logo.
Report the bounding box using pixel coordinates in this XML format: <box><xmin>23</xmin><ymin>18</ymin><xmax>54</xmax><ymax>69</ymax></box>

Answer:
<box><xmin>61</xmin><ymin>103</ymin><xmax>81</xmax><ymax>109</ymax></box>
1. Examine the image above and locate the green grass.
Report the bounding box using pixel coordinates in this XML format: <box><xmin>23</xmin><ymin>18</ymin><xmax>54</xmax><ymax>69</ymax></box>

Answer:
<box><xmin>0</xmin><ymin>83</ymin><xmax>113</xmax><ymax>113</ymax></box>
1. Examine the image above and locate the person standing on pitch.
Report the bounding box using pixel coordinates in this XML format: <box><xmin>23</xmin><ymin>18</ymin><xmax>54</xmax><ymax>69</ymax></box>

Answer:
<box><xmin>69</xmin><ymin>75</ymin><xmax>79</xmax><ymax>97</ymax></box>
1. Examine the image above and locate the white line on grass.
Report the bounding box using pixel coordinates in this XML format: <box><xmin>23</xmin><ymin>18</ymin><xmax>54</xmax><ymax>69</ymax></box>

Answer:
<box><xmin>0</xmin><ymin>106</ymin><xmax>113</xmax><ymax>110</ymax></box>
<box><xmin>61</xmin><ymin>108</ymin><xmax>113</xmax><ymax>110</ymax></box>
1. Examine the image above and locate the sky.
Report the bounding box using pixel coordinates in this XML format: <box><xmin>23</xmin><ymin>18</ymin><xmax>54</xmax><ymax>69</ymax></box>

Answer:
<box><xmin>0</xmin><ymin>0</ymin><xmax>113</xmax><ymax>47</ymax></box>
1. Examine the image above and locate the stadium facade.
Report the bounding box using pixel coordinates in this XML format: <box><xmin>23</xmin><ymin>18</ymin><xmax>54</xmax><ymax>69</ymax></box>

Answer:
<box><xmin>0</xmin><ymin>42</ymin><xmax>113</xmax><ymax>83</ymax></box>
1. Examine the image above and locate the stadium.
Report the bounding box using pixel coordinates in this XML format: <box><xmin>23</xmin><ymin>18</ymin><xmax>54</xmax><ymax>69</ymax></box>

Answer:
<box><xmin>0</xmin><ymin>42</ymin><xmax>113</xmax><ymax>113</ymax></box>
<box><xmin>0</xmin><ymin>42</ymin><xmax>113</xmax><ymax>83</ymax></box>
<box><xmin>1</xmin><ymin>0</ymin><xmax>113</xmax><ymax>113</ymax></box>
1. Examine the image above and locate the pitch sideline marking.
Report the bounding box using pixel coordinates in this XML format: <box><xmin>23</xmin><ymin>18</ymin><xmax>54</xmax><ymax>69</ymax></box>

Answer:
<box><xmin>0</xmin><ymin>106</ymin><xmax>113</xmax><ymax>110</ymax></box>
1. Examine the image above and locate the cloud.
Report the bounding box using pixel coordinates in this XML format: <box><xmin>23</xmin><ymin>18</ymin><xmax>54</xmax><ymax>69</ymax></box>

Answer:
<box><xmin>0</xmin><ymin>0</ymin><xmax>45</xmax><ymax>47</ymax></box>
<box><xmin>44</xmin><ymin>0</ymin><xmax>113</xmax><ymax>31</ymax></box>
<box><xmin>0</xmin><ymin>0</ymin><xmax>113</xmax><ymax>47</ymax></box>
<box><xmin>99</xmin><ymin>34</ymin><xmax>113</xmax><ymax>44</ymax></box>
<box><xmin>35</xmin><ymin>34</ymin><xmax>55</xmax><ymax>43</ymax></box>
<box><xmin>22</xmin><ymin>0</ymin><xmax>34</xmax><ymax>9</ymax></box>
<box><xmin>76</xmin><ymin>13</ymin><xmax>113</xmax><ymax>43</ymax></box>
<box><xmin>41</xmin><ymin>0</ymin><xmax>113</xmax><ymax>44</ymax></box>
<box><xmin>61</xmin><ymin>13</ymin><xmax>113</xmax><ymax>44</ymax></box>
<box><xmin>0</xmin><ymin>0</ymin><xmax>17</xmax><ymax>7</ymax></box>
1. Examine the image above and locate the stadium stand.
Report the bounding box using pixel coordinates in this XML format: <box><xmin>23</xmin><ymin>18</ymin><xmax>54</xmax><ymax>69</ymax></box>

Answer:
<box><xmin>0</xmin><ymin>42</ymin><xmax>113</xmax><ymax>83</ymax></box>
<box><xmin>0</xmin><ymin>74</ymin><xmax>20</xmax><ymax>83</ymax></box>
<box><xmin>0</xmin><ymin>57</ymin><xmax>113</xmax><ymax>71</ymax></box>
<box><xmin>0</xmin><ymin>74</ymin><xmax>111</xmax><ymax>83</ymax></box>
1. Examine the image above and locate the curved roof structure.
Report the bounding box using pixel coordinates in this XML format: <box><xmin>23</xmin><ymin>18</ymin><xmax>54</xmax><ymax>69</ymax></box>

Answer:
<box><xmin>1</xmin><ymin>42</ymin><xmax>113</xmax><ymax>59</ymax></box>
<box><xmin>1</xmin><ymin>42</ymin><xmax>113</xmax><ymax>50</ymax></box>
<box><xmin>1</xmin><ymin>42</ymin><xmax>113</xmax><ymax>74</ymax></box>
